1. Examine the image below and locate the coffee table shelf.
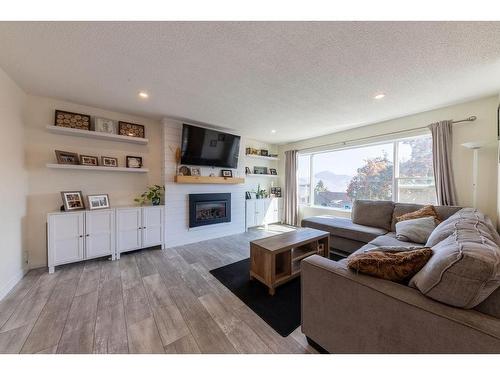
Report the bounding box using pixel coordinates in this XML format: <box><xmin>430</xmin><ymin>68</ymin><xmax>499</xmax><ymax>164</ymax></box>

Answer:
<box><xmin>250</xmin><ymin>228</ymin><xmax>329</xmax><ymax>295</ymax></box>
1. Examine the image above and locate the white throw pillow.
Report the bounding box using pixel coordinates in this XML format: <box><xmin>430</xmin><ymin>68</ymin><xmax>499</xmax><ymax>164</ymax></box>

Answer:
<box><xmin>395</xmin><ymin>216</ymin><xmax>437</xmax><ymax>244</ymax></box>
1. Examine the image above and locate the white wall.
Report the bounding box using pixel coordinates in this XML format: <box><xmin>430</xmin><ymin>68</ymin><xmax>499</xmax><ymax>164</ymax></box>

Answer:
<box><xmin>279</xmin><ymin>96</ymin><xmax>499</xmax><ymax>224</ymax></box>
<box><xmin>0</xmin><ymin>67</ymin><xmax>28</xmax><ymax>299</ymax></box>
<box><xmin>24</xmin><ymin>96</ymin><xmax>163</xmax><ymax>268</ymax></box>
<box><xmin>163</xmin><ymin>118</ymin><xmax>279</xmax><ymax>247</ymax></box>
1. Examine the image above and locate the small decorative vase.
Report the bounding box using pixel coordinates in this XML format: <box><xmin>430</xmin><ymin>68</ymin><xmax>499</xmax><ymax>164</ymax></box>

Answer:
<box><xmin>152</xmin><ymin>197</ymin><xmax>161</xmax><ymax>206</ymax></box>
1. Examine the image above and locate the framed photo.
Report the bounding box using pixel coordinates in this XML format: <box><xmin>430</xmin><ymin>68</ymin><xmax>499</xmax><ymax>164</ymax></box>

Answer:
<box><xmin>269</xmin><ymin>168</ymin><xmax>277</xmax><ymax>175</ymax></box>
<box><xmin>245</xmin><ymin>147</ymin><xmax>259</xmax><ymax>155</ymax></box>
<box><xmin>245</xmin><ymin>191</ymin><xmax>252</xmax><ymax>200</ymax></box>
<box><xmin>55</xmin><ymin>150</ymin><xmax>79</xmax><ymax>165</ymax></box>
<box><xmin>191</xmin><ymin>167</ymin><xmax>201</xmax><ymax>176</ymax></box>
<box><xmin>209</xmin><ymin>139</ymin><xmax>218</xmax><ymax>147</ymax></box>
<box><xmin>270</xmin><ymin>187</ymin><xmax>282</xmax><ymax>198</ymax></box>
<box><xmin>87</xmin><ymin>194</ymin><xmax>111</xmax><ymax>210</ymax></box>
<box><xmin>253</xmin><ymin>166</ymin><xmax>268</xmax><ymax>175</ymax></box>
<box><xmin>260</xmin><ymin>149</ymin><xmax>269</xmax><ymax>156</ymax></box>
<box><xmin>178</xmin><ymin>165</ymin><xmax>191</xmax><ymax>176</ymax></box>
<box><xmin>221</xmin><ymin>169</ymin><xmax>233</xmax><ymax>177</ymax></box>
<box><xmin>245</xmin><ymin>166</ymin><xmax>251</xmax><ymax>175</ymax></box>
<box><xmin>80</xmin><ymin>155</ymin><xmax>99</xmax><ymax>166</ymax></box>
<box><xmin>93</xmin><ymin>117</ymin><xmax>117</xmax><ymax>134</ymax></box>
<box><xmin>54</xmin><ymin>110</ymin><xmax>91</xmax><ymax>130</ymax></box>
<box><xmin>61</xmin><ymin>191</ymin><xmax>85</xmax><ymax>211</ymax></box>
<box><xmin>118</xmin><ymin>121</ymin><xmax>145</xmax><ymax>138</ymax></box>
<box><xmin>126</xmin><ymin>156</ymin><xmax>143</xmax><ymax>168</ymax></box>
<box><xmin>101</xmin><ymin>156</ymin><xmax>118</xmax><ymax>167</ymax></box>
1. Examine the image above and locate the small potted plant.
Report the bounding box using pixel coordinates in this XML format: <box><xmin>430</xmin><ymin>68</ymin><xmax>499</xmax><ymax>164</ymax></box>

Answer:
<box><xmin>134</xmin><ymin>185</ymin><xmax>165</xmax><ymax>206</ymax></box>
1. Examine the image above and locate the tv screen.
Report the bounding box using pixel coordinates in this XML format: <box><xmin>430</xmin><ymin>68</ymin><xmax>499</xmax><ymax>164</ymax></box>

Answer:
<box><xmin>180</xmin><ymin>124</ymin><xmax>241</xmax><ymax>169</ymax></box>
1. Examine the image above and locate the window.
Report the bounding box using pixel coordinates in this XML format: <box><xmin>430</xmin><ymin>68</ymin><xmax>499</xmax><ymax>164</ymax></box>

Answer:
<box><xmin>297</xmin><ymin>134</ymin><xmax>436</xmax><ymax>209</ymax></box>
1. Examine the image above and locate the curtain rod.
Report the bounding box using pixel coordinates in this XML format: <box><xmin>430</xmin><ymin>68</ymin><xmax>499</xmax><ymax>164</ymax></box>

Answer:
<box><xmin>298</xmin><ymin>115</ymin><xmax>477</xmax><ymax>153</ymax></box>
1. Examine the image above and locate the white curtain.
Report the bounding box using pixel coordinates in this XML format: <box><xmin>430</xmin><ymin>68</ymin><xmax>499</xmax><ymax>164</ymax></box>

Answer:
<box><xmin>428</xmin><ymin>120</ymin><xmax>458</xmax><ymax>206</ymax></box>
<box><xmin>284</xmin><ymin>150</ymin><xmax>298</xmax><ymax>226</ymax></box>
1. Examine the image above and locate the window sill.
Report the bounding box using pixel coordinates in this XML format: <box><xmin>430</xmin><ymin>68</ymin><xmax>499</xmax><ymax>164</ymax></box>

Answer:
<box><xmin>299</xmin><ymin>204</ymin><xmax>352</xmax><ymax>214</ymax></box>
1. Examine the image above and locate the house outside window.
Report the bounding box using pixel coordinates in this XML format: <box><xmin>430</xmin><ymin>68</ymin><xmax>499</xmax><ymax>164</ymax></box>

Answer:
<box><xmin>297</xmin><ymin>134</ymin><xmax>436</xmax><ymax>210</ymax></box>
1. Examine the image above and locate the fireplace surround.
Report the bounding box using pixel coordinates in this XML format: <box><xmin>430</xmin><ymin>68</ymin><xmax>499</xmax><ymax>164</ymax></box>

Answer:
<box><xmin>189</xmin><ymin>193</ymin><xmax>231</xmax><ymax>228</ymax></box>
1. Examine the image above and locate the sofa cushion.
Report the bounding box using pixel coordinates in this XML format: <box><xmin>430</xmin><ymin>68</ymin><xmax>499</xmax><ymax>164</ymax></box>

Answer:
<box><xmin>347</xmin><ymin>247</ymin><xmax>433</xmax><ymax>283</ymax></box>
<box><xmin>395</xmin><ymin>205</ymin><xmax>440</xmax><ymax>223</ymax></box>
<box><xmin>395</xmin><ymin>216</ymin><xmax>437</xmax><ymax>244</ymax></box>
<box><xmin>352</xmin><ymin>200</ymin><xmax>395</xmax><ymax>231</ymax></box>
<box><xmin>410</xmin><ymin>208</ymin><xmax>500</xmax><ymax>308</ymax></box>
<box><xmin>302</xmin><ymin>216</ymin><xmax>387</xmax><ymax>243</ymax></box>
<box><xmin>369</xmin><ymin>233</ymin><xmax>422</xmax><ymax>248</ymax></box>
<box><xmin>391</xmin><ymin>203</ymin><xmax>461</xmax><ymax>232</ymax></box>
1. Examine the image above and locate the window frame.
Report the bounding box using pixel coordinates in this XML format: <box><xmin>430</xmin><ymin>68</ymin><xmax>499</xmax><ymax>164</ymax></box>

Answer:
<box><xmin>297</xmin><ymin>132</ymin><xmax>435</xmax><ymax>210</ymax></box>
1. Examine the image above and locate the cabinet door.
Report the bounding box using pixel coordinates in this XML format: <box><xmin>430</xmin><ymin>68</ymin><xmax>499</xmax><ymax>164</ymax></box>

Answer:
<box><xmin>116</xmin><ymin>208</ymin><xmax>142</xmax><ymax>255</ymax></box>
<box><xmin>142</xmin><ymin>206</ymin><xmax>164</xmax><ymax>248</ymax></box>
<box><xmin>246</xmin><ymin>200</ymin><xmax>256</xmax><ymax>228</ymax></box>
<box><xmin>85</xmin><ymin>210</ymin><xmax>115</xmax><ymax>259</ymax></box>
<box><xmin>270</xmin><ymin>198</ymin><xmax>279</xmax><ymax>223</ymax></box>
<box><xmin>255</xmin><ymin>200</ymin><xmax>266</xmax><ymax>225</ymax></box>
<box><xmin>48</xmin><ymin>212</ymin><xmax>85</xmax><ymax>267</ymax></box>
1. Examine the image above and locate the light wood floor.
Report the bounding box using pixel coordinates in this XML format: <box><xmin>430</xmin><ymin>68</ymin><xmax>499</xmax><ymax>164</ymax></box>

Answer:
<box><xmin>0</xmin><ymin>225</ymin><xmax>317</xmax><ymax>354</ymax></box>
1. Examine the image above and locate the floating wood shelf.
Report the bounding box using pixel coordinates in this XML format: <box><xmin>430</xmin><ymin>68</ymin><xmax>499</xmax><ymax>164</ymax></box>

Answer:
<box><xmin>246</xmin><ymin>174</ymin><xmax>279</xmax><ymax>178</ymax></box>
<box><xmin>46</xmin><ymin>125</ymin><xmax>149</xmax><ymax>145</ymax></box>
<box><xmin>174</xmin><ymin>175</ymin><xmax>245</xmax><ymax>184</ymax></box>
<box><xmin>46</xmin><ymin>163</ymin><xmax>149</xmax><ymax>173</ymax></box>
<box><xmin>245</xmin><ymin>154</ymin><xmax>279</xmax><ymax>161</ymax></box>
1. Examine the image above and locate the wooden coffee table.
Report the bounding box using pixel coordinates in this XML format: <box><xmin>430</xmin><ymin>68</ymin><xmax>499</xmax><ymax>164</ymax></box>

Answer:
<box><xmin>250</xmin><ymin>228</ymin><xmax>330</xmax><ymax>295</ymax></box>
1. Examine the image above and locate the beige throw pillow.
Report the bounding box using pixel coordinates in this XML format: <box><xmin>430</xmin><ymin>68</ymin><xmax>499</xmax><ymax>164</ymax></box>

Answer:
<box><xmin>396</xmin><ymin>205</ymin><xmax>440</xmax><ymax>224</ymax></box>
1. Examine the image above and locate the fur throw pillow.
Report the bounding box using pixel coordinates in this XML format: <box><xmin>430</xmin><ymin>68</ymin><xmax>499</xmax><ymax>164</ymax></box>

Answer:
<box><xmin>396</xmin><ymin>205</ymin><xmax>440</xmax><ymax>224</ymax></box>
<box><xmin>347</xmin><ymin>246</ymin><xmax>433</xmax><ymax>283</ymax></box>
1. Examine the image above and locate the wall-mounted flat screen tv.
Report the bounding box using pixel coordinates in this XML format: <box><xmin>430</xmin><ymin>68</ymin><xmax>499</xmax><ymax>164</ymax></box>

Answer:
<box><xmin>180</xmin><ymin>124</ymin><xmax>241</xmax><ymax>169</ymax></box>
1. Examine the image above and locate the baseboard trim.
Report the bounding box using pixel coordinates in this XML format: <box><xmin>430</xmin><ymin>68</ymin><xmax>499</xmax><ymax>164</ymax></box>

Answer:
<box><xmin>0</xmin><ymin>267</ymin><xmax>27</xmax><ymax>301</ymax></box>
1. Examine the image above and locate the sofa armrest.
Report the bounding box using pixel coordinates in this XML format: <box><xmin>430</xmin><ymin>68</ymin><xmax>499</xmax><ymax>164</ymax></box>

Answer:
<box><xmin>301</xmin><ymin>255</ymin><xmax>500</xmax><ymax>353</ymax></box>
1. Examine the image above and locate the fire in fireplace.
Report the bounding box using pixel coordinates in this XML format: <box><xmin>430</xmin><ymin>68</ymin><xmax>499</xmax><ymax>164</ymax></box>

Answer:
<box><xmin>189</xmin><ymin>193</ymin><xmax>231</xmax><ymax>228</ymax></box>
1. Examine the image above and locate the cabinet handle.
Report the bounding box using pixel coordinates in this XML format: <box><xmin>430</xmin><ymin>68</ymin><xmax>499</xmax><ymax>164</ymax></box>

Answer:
<box><xmin>143</xmin><ymin>226</ymin><xmax>147</xmax><ymax>229</ymax></box>
<box><xmin>79</xmin><ymin>235</ymin><xmax>83</xmax><ymax>238</ymax></box>
<box><xmin>86</xmin><ymin>234</ymin><xmax>90</xmax><ymax>237</ymax></box>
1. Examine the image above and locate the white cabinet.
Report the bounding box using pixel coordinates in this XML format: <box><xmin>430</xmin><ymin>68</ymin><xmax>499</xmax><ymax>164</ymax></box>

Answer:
<box><xmin>48</xmin><ymin>212</ymin><xmax>85</xmax><ymax>272</ymax></box>
<box><xmin>142</xmin><ymin>206</ymin><xmax>164</xmax><ymax>248</ymax></box>
<box><xmin>116</xmin><ymin>206</ymin><xmax>165</xmax><ymax>259</ymax></box>
<box><xmin>85</xmin><ymin>210</ymin><xmax>115</xmax><ymax>259</ymax></box>
<box><xmin>245</xmin><ymin>198</ymin><xmax>283</xmax><ymax>229</ymax></box>
<box><xmin>47</xmin><ymin>205</ymin><xmax>165</xmax><ymax>272</ymax></box>
<box><xmin>116</xmin><ymin>208</ymin><xmax>142</xmax><ymax>254</ymax></box>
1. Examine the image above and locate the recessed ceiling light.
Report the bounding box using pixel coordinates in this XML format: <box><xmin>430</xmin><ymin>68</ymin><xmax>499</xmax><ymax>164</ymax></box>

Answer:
<box><xmin>138</xmin><ymin>91</ymin><xmax>149</xmax><ymax>99</ymax></box>
<box><xmin>374</xmin><ymin>93</ymin><xmax>386</xmax><ymax>100</ymax></box>
<box><xmin>271</xmin><ymin>129</ymin><xmax>276</xmax><ymax>134</ymax></box>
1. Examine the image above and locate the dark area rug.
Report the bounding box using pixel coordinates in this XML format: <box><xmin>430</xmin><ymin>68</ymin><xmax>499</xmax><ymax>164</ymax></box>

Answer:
<box><xmin>210</xmin><ymin>258</ymin><xmax>300</xmax><ymax>337</ymax></box>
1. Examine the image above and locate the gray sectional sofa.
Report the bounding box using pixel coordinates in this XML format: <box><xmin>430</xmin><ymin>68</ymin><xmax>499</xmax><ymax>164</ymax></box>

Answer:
<box><xmin>300</xmin><ymin>200</ymin><xmax>500</xmax><ymax>353</ymax></box>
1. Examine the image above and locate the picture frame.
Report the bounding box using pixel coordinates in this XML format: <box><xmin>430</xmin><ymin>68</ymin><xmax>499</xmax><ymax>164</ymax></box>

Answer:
<box><xmin>271</xmin><ymin>187</ymin><xmax>282</xmax><ymax>198</ymax></box>
<box><xmin>178</xmin><ymin>165</ymin><xmax>191</xmax><ymax>176</ymax></box>
<box><xmin>126</xmin><ymin>155</ymin><xmax>143</xmax><ymax>168</ymax></box>
<box><xmin>269</xmin><ymin>168</ymin><xmax>277</xmax><ymax>175</ymax></box>
<box><xmin>101</xmin><ymin>156</ymin><xmax>118</xmax><ymax>167</ymax></box>
<box><xmin>221</xmin><ymin>169</ymin><xmax>233</xmax><ymax>177</ymax></box>
<box><xmin>209</xmin><ymin>139</ymin><xmax>218</xmax><ymax>147</ymax></box>
<box><xmin>245</xmin><ymin>166</ymin><xmax>251</xmax><ymax>175</ymax></box>
<box><xmin>93</xmin><ymin>117</ymin><xmax>117</xmax><ymax>134</ymax></box>
<box><xmin>55</xmin><ymin>150</ymin><xmax>79</xmax><ymax>165</ymax></box>
<box><xmin>245</xmin><ymin>147</ymin><xmax>259</xmax><ymax>155</ymax></box>
<box><xmin>80</xmin><ymin>155</ymin><xmax>99</xmax><ymax>166</ymax></box>
<box><xmin>253</xmin><ymin>166</ymin><xmax>268</xmax><ymax>175</ymax></box>
<box><xmin>260</xmin><ymin>149</ymin><xmax>269</xmax><ymax>156</ymax></box>
<box><xmin>54</xmin><ymin>110</ymin><xmax>91</xmax><ymax>130</ymax></box>
<box><xmin>61</xmin><ymin>191</ymin><xmax>85</xmax><ymax>211</ymax></box>
<box><xmin>118</xmin><ymin>121</ymin><xmax>145</xmax><ymax>138</ymax></box>
<box><xmin>87</xmin><ymin>194</ymin><xmax>111</xmax><ymax>210</ymax></box>
<box><xmin>190</xmin><ymin>167</ymin><xmax>201</xmax><ymax>176</ymax></box>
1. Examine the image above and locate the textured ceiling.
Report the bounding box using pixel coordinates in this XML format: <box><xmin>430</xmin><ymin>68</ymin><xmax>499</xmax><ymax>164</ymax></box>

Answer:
<box><xmin>1</xmin><ymin>21</ymin><xmax>500</xmax><ymax>143</ymax></box>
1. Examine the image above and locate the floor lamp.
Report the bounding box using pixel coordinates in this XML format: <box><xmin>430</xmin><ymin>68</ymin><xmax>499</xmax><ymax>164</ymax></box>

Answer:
<box><xmin>461</xmin><ymin>142</ymin><xmax>483</xmax><ymax>208</ymax></box>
